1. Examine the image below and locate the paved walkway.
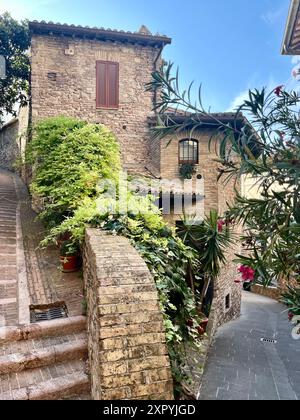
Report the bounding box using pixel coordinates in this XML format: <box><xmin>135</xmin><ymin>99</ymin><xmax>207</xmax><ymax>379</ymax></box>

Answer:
<box><xmin>198</xmin><ymin>292</ymin><xmax>300</xmax><ymax>400</ymax></box>
<box><xmin>0</xmin><ymin>168</ymin><xmax>84</xmax><ymax>326</ymax></box>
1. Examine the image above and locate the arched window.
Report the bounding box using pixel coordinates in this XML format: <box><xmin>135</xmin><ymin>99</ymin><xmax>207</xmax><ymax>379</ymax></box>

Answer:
<box><xmin>179</xmin><ymin>139</ymin><xmax>199</xmax><ymax>164</ymax></box>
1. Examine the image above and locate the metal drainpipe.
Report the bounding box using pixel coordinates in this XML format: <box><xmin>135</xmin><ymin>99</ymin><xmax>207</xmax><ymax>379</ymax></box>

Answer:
<box><xmin>153</xmin><ymin>45</ymin><xmax>164</xmax><ymax>114</ymax></box>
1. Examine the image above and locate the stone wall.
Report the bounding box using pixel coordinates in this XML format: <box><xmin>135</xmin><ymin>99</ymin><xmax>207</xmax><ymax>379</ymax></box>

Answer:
<box><xmin>160</xmin><ymin>131</ymin><xmax>234</xmax><ymax>221</ymax></box>
<box><xmin>0</xmin><ymin>106</ymin><xmax>29</xmax><ymax>172</ymax></box>
<box><xmin>83</xmin><ymin>228</ymin><xmax>174</xmax><ymax>400</ymax></box>
<box><xmin>251</xmin><ymin>285</ymin><xmax>281</xmax><ymax>301</ymax></box>
<box><xmin>30</xmin><ymin>35</ymin><xmax>161</xmax><ymax>175</ymax></box>
<box><xmin>0</xmin><ymin>119</ymin><xmax>19</xmax><ymax>170</ymax></box>
<box><xmin>207</xmin><ymin>242</ymin><xmax>242</xmax><ymax>337</ymax></box>
<box><xmin>251</xmin><ymin>277</ymin><xmax>298</xmax><ymax>302</ymax></box>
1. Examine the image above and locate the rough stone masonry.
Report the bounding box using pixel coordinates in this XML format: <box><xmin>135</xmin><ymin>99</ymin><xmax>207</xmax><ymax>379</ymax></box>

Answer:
<box><xmin>83</xmin><ymin>229</ymin><xmax>174</xmax><ymax>400</ymax></box>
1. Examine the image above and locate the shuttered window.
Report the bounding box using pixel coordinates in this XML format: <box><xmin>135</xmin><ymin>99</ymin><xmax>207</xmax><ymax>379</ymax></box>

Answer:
<box><xmin>96</xmin><ymin>61</ymin><xmax>119</xmax><ymax>109</ymax></box>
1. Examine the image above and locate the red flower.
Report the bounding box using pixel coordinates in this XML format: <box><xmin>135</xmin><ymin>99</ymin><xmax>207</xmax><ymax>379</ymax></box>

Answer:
<box><xmin>238</xmin><ymin>265</ymin><xmax>255</xmax><ymax>282</ymax></box>
<box><xmin>274</xmin><ymin>85</ymin><xmax>284</xmax><ymax>97</ymax></box>
<box><xmin>288</xmin><ymin>312</ymin><xmax>294</xmax><ymax>322</ymax></box>
<box><xmin>218</xmin><ymin>220</ymin><xmax>226</xmax><ymax>232</ymax></box>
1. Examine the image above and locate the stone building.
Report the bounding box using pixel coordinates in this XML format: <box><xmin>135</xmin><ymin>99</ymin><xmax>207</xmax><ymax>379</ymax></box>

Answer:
<box><xmin>25</xmin><ymin>20</ymin><xmax>244</xmax><ymax>333</ymax></box>
<box><xmin>1</xmin><ymin>21</ymin><xmax>243</xmax><ymax>353</ymax></box>
<box><xmin>28</xmin><ymin>21</ymin><xmax>171</xmax><ymax>175</ymax></box>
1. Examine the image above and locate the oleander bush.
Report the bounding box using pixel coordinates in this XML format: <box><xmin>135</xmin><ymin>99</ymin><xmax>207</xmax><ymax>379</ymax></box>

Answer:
<box><xmin>147</xmin><ymin>62</ymin><xmax>300</xmax><ymax>319</ymax></box>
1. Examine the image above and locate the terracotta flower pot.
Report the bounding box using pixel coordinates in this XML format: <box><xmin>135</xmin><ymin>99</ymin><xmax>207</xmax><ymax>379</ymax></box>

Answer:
<box><xmin>60</xmin><ymin>255</ymin><xmax>80</xmax><ymax>273</ymax></box>
<box><xmin>199</xmin><ymin>318</ymin><xmax>209</xmax><ymax>333</ymax></box>
<box><xmin>197</xmin><ymin>325</ymin><xmax>205</xmax><ymax>336</ymax></box>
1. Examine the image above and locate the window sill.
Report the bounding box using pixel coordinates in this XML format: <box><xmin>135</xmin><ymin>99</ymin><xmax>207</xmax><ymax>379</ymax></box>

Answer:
<box><xmin>179</xmin><ymin>162</ymin><xmax>199</xmax><ymax>165</ymax></box>
<box><xmin>96</xmin><ymin>107</ymin><xmax>119</xmax><ymax>111</ymax></box>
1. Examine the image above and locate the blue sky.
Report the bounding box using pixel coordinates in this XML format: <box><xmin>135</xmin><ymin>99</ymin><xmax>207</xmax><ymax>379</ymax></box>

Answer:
<box><xmin>0</xmin><ymin>0</ymin><xmax>296</xmax><ymax>112</ymax></box>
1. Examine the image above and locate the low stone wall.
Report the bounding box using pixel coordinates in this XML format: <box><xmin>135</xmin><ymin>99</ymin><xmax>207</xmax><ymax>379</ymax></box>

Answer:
<box><xmin>251</xmin><ymin>285</ymin><xmax>281</xmax><ymax>301</ymax></box>
<box><xmin>83</xmin><ymin>228</ymin><xmax>174</xmax><ymax>400</ymax></box>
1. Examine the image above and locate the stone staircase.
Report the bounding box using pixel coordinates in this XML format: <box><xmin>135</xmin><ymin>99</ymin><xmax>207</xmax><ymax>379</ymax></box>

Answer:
<box><xmin>0</xmin><ymin>316</ymin><xmax>91</xmax><ymax>400</ymax></box>
<box><xmin>0</xmin><ymin>175</ymin><xmax>19</xmax><ymax>327</ymax></box>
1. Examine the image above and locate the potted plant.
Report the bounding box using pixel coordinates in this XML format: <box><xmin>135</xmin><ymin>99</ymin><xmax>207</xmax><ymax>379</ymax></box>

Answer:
<box><xmin>199</xmin><ymin>315</ymin><xmax>209</xmax><ymax>333</ymax></box>
<box><xmin>179</xmin><ymin>163</ymin><xmax>195</xmax><ymax>180</ymax></box>
<box><xmin>56</xmin><ymin>231</ymin><xmax>72</xmax><ymax>248</ymax></box>
<box><xmin>60</xmin><ymin>240</ymin><xmax>81</xmax><ymax>273</ymax></box>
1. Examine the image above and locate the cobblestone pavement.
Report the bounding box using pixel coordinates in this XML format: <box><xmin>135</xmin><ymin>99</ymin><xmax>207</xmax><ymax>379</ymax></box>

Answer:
<box><xmin>198</xmin><ymin>292</ymin><xmax>300</xmax><ymax>400</ymax></box>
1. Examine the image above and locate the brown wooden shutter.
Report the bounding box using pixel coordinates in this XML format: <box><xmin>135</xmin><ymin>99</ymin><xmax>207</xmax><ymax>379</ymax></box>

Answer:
<box><xmin>107</xmin><ymin>62</ymin><xmax>119</xmax><ymax>108</ymax></box>
<box><xmin>96</xmin><ymin>61</ymin><xmax>119</xmax><ymax>108</ymax></box>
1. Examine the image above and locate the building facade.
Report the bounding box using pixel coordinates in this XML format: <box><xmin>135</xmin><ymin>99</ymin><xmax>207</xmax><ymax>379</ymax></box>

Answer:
<box><xmin>1</xmin><ymin>20</ymin><xmax>243</xmax><ymax>333</ymax></box>
<box><xmin>29</xmin><ymin>21</ymin><xmax>171</xmax><ymax>175</ymax></box>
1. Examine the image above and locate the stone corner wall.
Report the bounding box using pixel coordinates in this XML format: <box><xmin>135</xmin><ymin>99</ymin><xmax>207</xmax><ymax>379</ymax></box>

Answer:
<box><xmin>207</xmin><ymin>237</ymin><xmax>242</xmax><ymax>338</ymax></box>
<box><xmin>0</xmin><ymin>105</ymin><xmax>29</xmax><ymax>174</ymax></box>
<box><xmin>83</xmin><ymin>228</ymin><xmax>174</xmax><ymax>400</ymax></box>
<box><xmin>0</xmin><ymin>119</ymin><xmax>19</xmax><ymax>171</ymax></box>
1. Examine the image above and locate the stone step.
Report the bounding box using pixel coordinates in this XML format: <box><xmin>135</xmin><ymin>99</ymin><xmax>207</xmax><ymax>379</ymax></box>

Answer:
<box><xmin>0</xmin><ymin>205</ymin><xmax>17</xmax><ymax>209</ymax></box>
<box><xmin>0</xmin><ymin>226</ymin><xmax>16</xmax><ymax>233</ymax></box>
<box><xmin>0</xmin><ymin>366</ymin><xmax>90</xmax><ymax>400</ymax></box>
<box><xmin>0</xmin><ymin>214</ymin><xmax>16</xmax><ymax>219</ymax></box>
<box><xmin>0</xmin><ymin>266</ymin><xmax>18</xmax><ymax>281</ymax></box>
<box><xmin>0</xmin><ymin>226</ymin><xmax>16</xmax><ymax>231</ymax></box>
<box><xmin>0</xmin><ymin>246</ymin><xmax>16</xmax><ymax>254</ymax></box>
<box><xmin>0</xmin><ymin>298</ymin><xmax>17</xmax><ymax>306</ymax></box>
<box><xmin>0</xmin><ymin>339</ymin><xmax>87</xmax><ymax>374</ymax></box>
<box><xmin>0</xmin><ymin>201</ymin><xmax>17</xmax><ymax>205</ymax></box>
<box><xmin>0</xmin><ymin>221</ymin><xmax>16</xmax><ymax>227</ymax></box>
<box><xmin>0</xmin><ymin>280</ymin><xmax>16</xmax><ymax>286</ymax></box>
<box><xmin>0</xmin><ymin>283</ymin><xmax>17</xmax><ymax>300</ymax></box>
<box><xmin>0</xmin><ymin>316</ymin><xmax>87</xmax><ymax>344</ymax></box>
<box><xmin>0</xmin><ymin>267</ymin><xmax>17</xmax><ymax>277</ymax></box>
<box><xmin>0</xmin><ymin>238</ymin><xmax>16</xmax><ymax>245</ymax></box>
<box><xmin>0</xmin><ymin>257</ymin><xmax>17</xmax><ymax>266</ymax></box>
<box><xmin>61</xmin><ymin>393</ymin><xmax>92</xmax><ymax>400</ymax></box>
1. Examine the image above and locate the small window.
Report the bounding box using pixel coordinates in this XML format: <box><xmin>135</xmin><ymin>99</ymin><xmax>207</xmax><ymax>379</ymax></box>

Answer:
<box><xmin>179</xmin><ymin>139</ymin><xmax>199</xmax><ymax>164</ymax></box>
<box><xmin>225</xmin><ymin>294</ymin><xmax>231</xmax><ymax>310</ymax></box>
<box><xmin>96</xmin><ymin>61</ymin><xmax>119</xmax><ymax>109</ymax></box>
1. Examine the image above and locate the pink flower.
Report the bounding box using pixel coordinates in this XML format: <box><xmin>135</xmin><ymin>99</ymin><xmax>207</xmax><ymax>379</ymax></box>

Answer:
<box><xmin>274</xmin><ymin>85</ymin><xmax>284</xmax><ymax>96</ymax></box>
<box><xmin>218</xmin><ymin>220</ymin><xmax>226</xmax><ymax>233</ymax></box>
<box><xmin>238</xmin><ymin>265</ymin><xmax>255</xmax><ymax>282</ymax></box>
